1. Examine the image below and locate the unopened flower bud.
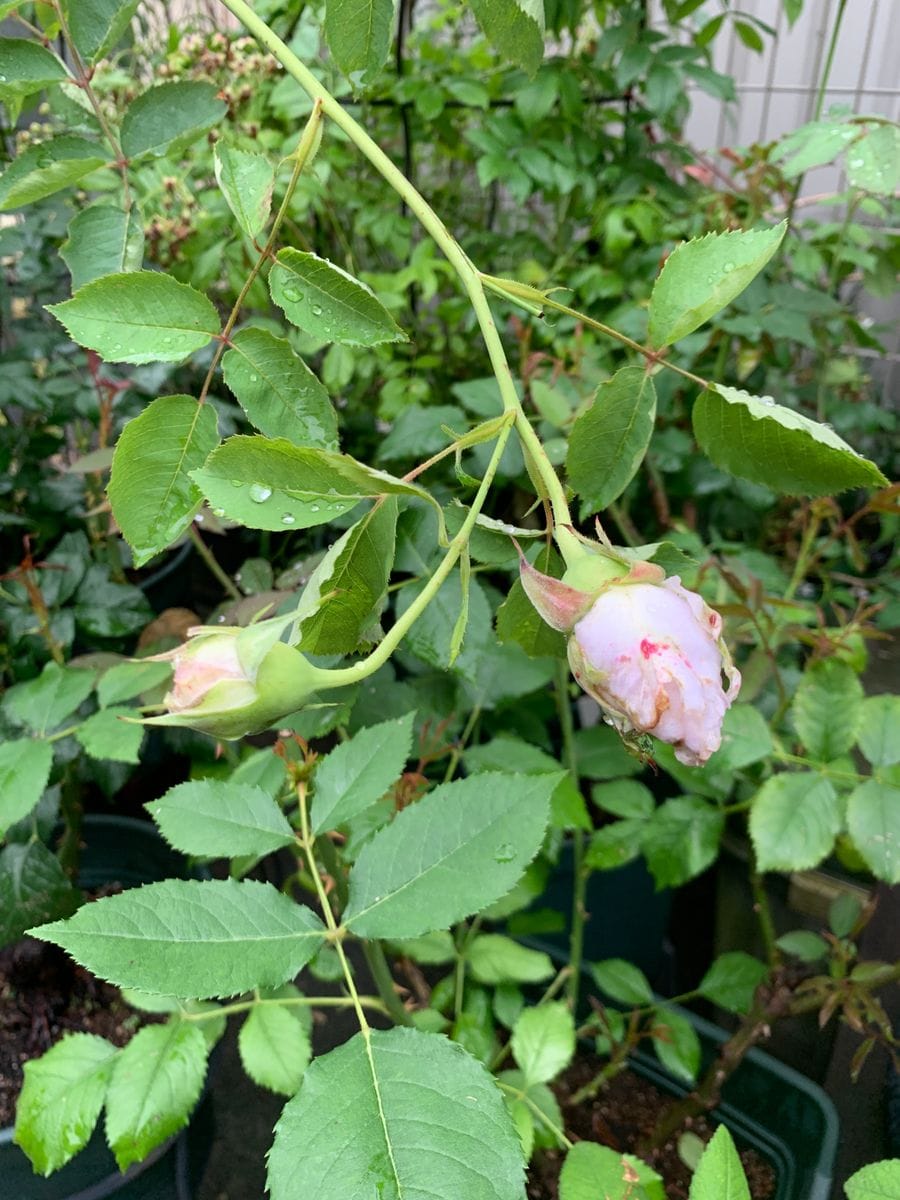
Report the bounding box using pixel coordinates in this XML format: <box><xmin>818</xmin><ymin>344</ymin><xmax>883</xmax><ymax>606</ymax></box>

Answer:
<box><xmin>143</xmin><ymin>613</ymin><xmax>334</xmax><ymax>739</ymax></box>
<box><xmin>521</xmin><ymin>547</ymin><xmax>740</xmax><ymax>766</ymax></box>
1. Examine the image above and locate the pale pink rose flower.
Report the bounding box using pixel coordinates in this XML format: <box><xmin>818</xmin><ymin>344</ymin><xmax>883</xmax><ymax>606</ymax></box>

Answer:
<box><xmin>568</xmin><ymin>576</ymin><xmax>740</xmax><ymax>766</ymax></box>
<box><xmin>166</xmin><ymin>632</ymin><xmax>250</xmax><ymax>713</ymax></box>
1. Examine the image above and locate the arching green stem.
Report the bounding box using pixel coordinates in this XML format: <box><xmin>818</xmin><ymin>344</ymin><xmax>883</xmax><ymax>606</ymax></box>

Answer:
<box><xmin>216</xmin><ymin>0</ymin><xmax>571</xmax><ymax>534</ymax></box>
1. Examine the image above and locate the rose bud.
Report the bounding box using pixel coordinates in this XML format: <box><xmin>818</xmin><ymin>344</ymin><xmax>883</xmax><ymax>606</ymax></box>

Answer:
<box><xmin>142</xmin><ymin>612</ymin><xmax>335</xmax><ymax>739</ymax></box>
<box><xmin>520</xmin><ymin>546</ymin><xmax>740</xmax><ymax>766</ymax></box>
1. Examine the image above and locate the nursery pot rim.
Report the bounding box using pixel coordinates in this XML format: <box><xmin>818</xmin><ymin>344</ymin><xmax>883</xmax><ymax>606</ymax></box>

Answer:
<box><xmin>527</xmin><ymin>940</ymin><xmax>840</xmax><ymax>1200</ymax></box>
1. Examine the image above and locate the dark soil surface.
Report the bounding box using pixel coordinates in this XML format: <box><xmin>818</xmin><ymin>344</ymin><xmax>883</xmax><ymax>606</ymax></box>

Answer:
<box><xmin>526</xmin><ymin>1056</ymin><xmax>777</xmax><ymax>1200</ymax></box>
<box><xmin>0</xmin><ymin>936</ymin><xmax>156</xmax><ymax>1127</ymax></box>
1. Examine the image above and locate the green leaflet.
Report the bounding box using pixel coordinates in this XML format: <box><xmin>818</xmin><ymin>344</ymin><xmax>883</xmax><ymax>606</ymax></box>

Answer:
<box><xmin>0</xmin><ymin>740</ymin><xmax>53</xmax><ymax>837</ymax></box>
<box><xmin>267</xmin><ymin>1027</ymin><xmax>526</xmax><ymax>1200</ymax></box>
<box><xmin>692</xmin><ymin>384</ymin><xmax>887</xmax><ymax>496</ymax></box>
<box><xmin>566</xmin><ymin>366</ymin><xmax>657</xmax><ymax>516</ymax></box>
<box><xmin>324</xmin><ymin>0</ymin><xmax>396</xmax><ymax>83</ymax></box>
<box><xmin>648</xmin><ymin>223</ymin><xmax>786</xmax><ymax>347</ymax></box>
<box><xmin>238</xmin><ymin>1001</ymin><xmax>312</xmax><ymax>1096</ymax></box>
<box><xmin>75</xmin><ymin>707</ymin><xmax>145</xmax><ymax>764</ymax></box>
<box><xmin>223</xmin><ymin>327</ymin><xmax>338</xmax><ymax>448</ymax></box>
<box><xmin>688</xmin><ymin>1126</ymin><xmax>751</xmax><ymax>1200</ymax></box>
<box><xmin>792</xmin><ymin>659</ymin><xmax>863</xmax><ymax>761</ymax></box>
<box><xmin>311</xmin><ymin>712</ymin><xmax>414</xmax><ymax>834</ymax></box>
<box><xmin>105</xmin><ymin>1022</ymin><xmax>208</xmax><ymax>1170</ymax></box>
<box><xmin>510</xmin><ymin>1002</ymin><xmax>575</xmax><ymax>1085</ymax></box>
<box><xmin>61</xmin><ymin>205</ymin><xmax>145</xmax><ymax>290</ymax></box>
<box><xmin>14</xmin><ymin>1034</ymin><xmax>117</xmax><ymax>1176</ymax></box>
<box><xmin>297</xmin><ymin>499</ymin><xmax>398</xmax><ymax>654</ymax></box>
<box><xmin>213</xmin><ymin>144</ymin><xmax>275</xmax><ymax>240</ymax></box>
<box><xmin>847</xmin><ymin>781</ymin><xmax>900</xmax><ymax>885</ymax></box>
<box><xmin>108</xmin><ymin>395</ymin><xmax>219</xmax><ymax>565</ymax></box>
<box><xmin>0</xmin><ymin>37</ymin><xmax>68</xmax><ymax>107</ymax></box>
<box><xmin>191</xmin><ymin>435</ymin><xmax>437</xmax><ymax>534</ymax></box>
<box><xmin>48</xmin><ymin>273</ymin><xmax>221</xmax><ymax>365</ymax></box>
<box><xmin>750</xmin><ymin>773</ymin><xmax>841</xmax><ymax>872</ymax></box>
<box><xmin>269</xmin><ymin>247</ymin><xmax>406</xmax><ymax>346</ymax></box>
<box><xmin>32</xmin><ymin>878</ymin><xmax>326</xmax><ymax>999</ymax></box>
<box><xmin>0</xmin><ymin>136</ymin><xmax>107</xmax><ymax>211</ymax></box>
<box><xmin>146</xmin><ymin>780</ymin><xmax>296</xmax><ymax>859</ymax></box>
<box><xmin>62</xmin><ymin>0</ymin><xmax>142</xmax><ymax>62</ymax></box>
<box><xmin>3</xmin><ymin>661</ymin><xmax>95</xmax><ymax>734</ymax></box>
<box><xmin>559</xmin><ymin>1142</ymin><xmax>664</xmax><ymax>1200</ymax></box>
<box><xmin>468</xmin><ymin>0</ymin><xmax>545</xmax><ymax>75</ymax></box>
<box><xmin>120</xmin><ymin>82</ymin><xmax>226</xmax><ymax>159</ymax></box>
<box><xmin>0</xmin><ymin>842</ymin><xmax>80</xmax><ymax>946</ymax></box>
<box><xmin>344</xmin><ymin>771</ymin><xmax>559</xmax><ymax>938</ymax></box>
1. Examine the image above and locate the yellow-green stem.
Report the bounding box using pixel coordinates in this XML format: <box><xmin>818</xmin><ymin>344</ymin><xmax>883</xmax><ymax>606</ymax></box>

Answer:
<box><xmin>215</xmin><ymin>0</ymin><xmax>571</xmax><ymax>534</ymax></box>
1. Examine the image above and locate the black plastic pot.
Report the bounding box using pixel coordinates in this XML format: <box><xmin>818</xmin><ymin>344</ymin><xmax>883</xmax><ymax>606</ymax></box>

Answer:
<box><xmin>135</xmin><ymin>540</ymin><xmax>194</xmax><ymax>613</ymax></box>
<box><xmin>529</xmin><ymin>945</ymin><xmax>839</xmax><ymax>1200</ymax></box>
<box><xmin>516</xmin><ymin>840</ymin><xmax>673</xmax><ymax>987</ymax></box>
<box><xmin>628</xmin><ymin>1007</ymin><xmax>839</xmax><ymax>1200</ymax></box>
<box><xmin>0</xmin><ymin>815</ymin><xmax>214</xmax><ymax>1200</ymax></box>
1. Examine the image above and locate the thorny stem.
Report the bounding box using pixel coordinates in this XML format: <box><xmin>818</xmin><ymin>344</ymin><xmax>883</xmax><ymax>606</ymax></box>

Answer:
<box><xmin>784</xmin><ymin>506</ymin><xmax>822</xmax><ymax>601</ymax></box>
<box><xmin>296</xmin><ymin>781</ymin><xmax>370</xmax><ymax>1035</ymax></box>
<box><xmin>50</xmin><ymin>0</ymin><xmax>132</xmax><ymax>212</ymax></box>
<box><xmin>215</xmin><ymin>0</ymin><xmax>572</xmax><ymax>535</ymax></box>
<box><xmin>642</xmin><ymin>958</ymin><xmax>900</xmax><ymax>1152</ymax></box>
<box><xmin>20</xmin><ymin>567</ymin><xmax>65</xmax><ymax>665</ymax></box>
<box><xmin>187</xmin><ymin>523</ymin><xmax>241</xmax><ymax>600</ymax></box>
<box><xmin>750</xmin><ymin>861</ymin><xmax>779</xmax><ymax>969</ymax></box>
<box><xmin>442</xmin><ymin>701</ymin><xmax>483</xmax><ymax>784</ymax></box>
<box><xmin>555</xmin><ymin>661</ymin><xmax>585</xmax><ymax>1011</ymax></box>
<box><xmin>362</xmin><ymin>941</ymin><xmax>414</xmax><ymax>1028</ymax></box>
<box><xmin>197</xmin><ymin>100</ymin><xmax>324</xmax><ymax>405</ymax></box>
<box><xmin>453</xmin><ymin>916</ymin><xmax>483</xmax><ymax>1021</ymax></box>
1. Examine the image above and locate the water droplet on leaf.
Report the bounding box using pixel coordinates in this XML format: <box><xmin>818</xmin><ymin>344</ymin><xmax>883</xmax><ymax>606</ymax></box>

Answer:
<box><xmin>281</xmin><ymin>512</ymin><xmax>296</xmax><ymax>525</ymax></box>
<box><xmin>494</xmin><ymin>843</ymin><xmax>514</xmax><ymax>863</ymax></box>
<box><xmin>248</xmin><ymin>483</ymin><xmax>273</xmax><ymax>503</ymax></box>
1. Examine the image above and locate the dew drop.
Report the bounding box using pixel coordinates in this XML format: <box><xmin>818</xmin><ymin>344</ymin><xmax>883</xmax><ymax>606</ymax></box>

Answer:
<box><xmin>230</xmin><ymin>478</ymin><xmax>244</xmax><ymax>487</ymax></box>
<box><xmin>722</xmin><ymin>260</ymin><xmax>736</xmax><ymax>271</ymax></box>
<box><xmin>760</xmin><ymin>397</ymin><xmax>775</xmax><ymax>407</ymax></box>
<box><xmin>309</xmin><ymin>503</ymin><xmax>320</xmax><ymax>512</ymax></box>
<box><xmin>281</xmin><ymin>512</ymin><xmax>296</xmax><ymax>525</ymax></box>
<box><xmin>212</xmin><ymin>506</ymin><xmax>226</xmax><ymax>517</ymax></box>
<box><xmin>248</xmin><ymin>483</ymin><xmax>273</xmax><ymax>503</ymax></box>
<box><xmin>310</xmin><ymin>304</ymin><xmax>324</xmax><ymax>317</ymax></box>
<box><xmin>494</xmin><ymin>843</ymin><xmax>515</xmax><ymax>863</ymax></box>
<box><xmin>249</xmin><ymin>373</ymin><xmax>258</xmax><ymax>383</ymax></box>
<box><xmin>282</xmin><ymin>283</ymin><xmax>304</xmax><ymax>302</ymax></box>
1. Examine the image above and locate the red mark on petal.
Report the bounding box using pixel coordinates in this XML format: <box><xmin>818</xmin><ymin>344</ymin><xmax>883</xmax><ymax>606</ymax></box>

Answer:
<box><xmin>640</xmin><ymin>638</ymin><xmax>663</xmax><ymax>659</ymax></box>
